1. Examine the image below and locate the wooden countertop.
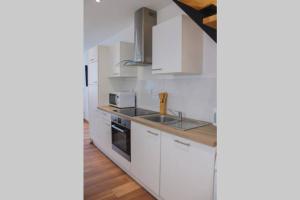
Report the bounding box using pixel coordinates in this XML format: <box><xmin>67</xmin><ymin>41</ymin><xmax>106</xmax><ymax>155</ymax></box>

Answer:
<box><xmin>98</xmin><ymin>105</ymin><xmax>217</xmax><ymax>147</ymax></box>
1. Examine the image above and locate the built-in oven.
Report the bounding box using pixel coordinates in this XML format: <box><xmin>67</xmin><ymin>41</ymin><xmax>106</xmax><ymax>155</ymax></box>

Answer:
<box><xmin>111</xmin><ymin>114</ymin><xmax>131</xmax><ymax>161</ymax></box>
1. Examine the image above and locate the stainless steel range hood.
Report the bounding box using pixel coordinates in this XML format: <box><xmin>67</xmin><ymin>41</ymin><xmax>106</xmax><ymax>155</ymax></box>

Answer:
<box><xmin>123</xmin><ymin>7</ymin><xmax>157</xmax><ymax>66</ymax></box>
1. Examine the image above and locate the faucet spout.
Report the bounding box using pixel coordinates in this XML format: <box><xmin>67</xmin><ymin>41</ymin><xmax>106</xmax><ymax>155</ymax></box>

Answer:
<box><xmin>168</xmin><ymin>109</ymin><xmax>183</xmax><ymax>122</ymax></box>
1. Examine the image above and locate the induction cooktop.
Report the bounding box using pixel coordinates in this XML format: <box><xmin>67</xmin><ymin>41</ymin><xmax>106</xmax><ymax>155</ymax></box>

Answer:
<box><xmin>113</xmin><ymin>108</ymin><xmax>158</xmax><ymax>117</ymax></box>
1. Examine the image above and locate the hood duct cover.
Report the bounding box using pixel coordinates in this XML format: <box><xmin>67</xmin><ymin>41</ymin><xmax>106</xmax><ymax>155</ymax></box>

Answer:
<box><xmin>124</xmin><ymin>7</ymin><xmax>157</xmax><ymax>66</ymax></box>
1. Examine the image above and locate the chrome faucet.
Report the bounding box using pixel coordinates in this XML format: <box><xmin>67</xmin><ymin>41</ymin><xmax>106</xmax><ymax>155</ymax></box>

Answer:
<box><xmin>168</xmin><ymin>109</ymin><xmax>183</xmax><ymax>122</ymax></box>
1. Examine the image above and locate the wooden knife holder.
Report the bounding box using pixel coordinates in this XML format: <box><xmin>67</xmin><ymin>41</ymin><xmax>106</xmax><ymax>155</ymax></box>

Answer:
<box><xmin>159</xmin><ymin>92</ymin><xmax>168</xmax><ymax>115</ymax></box>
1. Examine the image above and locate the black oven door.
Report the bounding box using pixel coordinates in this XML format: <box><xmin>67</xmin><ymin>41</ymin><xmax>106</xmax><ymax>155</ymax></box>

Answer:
<box><xmin>111</xmin><ymin>122</ymin><xmax>131</xmax><ymax>161</ymax></box>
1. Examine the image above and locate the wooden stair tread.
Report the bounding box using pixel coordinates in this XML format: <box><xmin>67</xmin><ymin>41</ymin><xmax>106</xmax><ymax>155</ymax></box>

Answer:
<box><xmin>180</xmin><ymin>0</ymin><xmax>217</xmax><ymax>10</ymax></box>
<box><xmin>203</xmin><ymin>14</ymin><xmax>217</xmax><ymax>29</ymax></box>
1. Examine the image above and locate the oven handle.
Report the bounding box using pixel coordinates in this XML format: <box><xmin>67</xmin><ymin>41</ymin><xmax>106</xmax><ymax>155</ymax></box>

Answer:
<box><xmin>111</xmin><ymin>125</ymin><xmax>125</xmax><ymax>133</ymax></box>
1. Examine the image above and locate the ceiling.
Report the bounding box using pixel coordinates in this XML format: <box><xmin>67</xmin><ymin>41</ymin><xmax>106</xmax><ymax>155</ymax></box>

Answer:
<box><xmin>84</xmin><ymin>0</ymin><xmax>172</xmax><ymax>52</ymax></box>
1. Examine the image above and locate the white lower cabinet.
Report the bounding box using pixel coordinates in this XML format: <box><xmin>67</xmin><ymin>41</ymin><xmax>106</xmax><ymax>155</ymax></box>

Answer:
<box><xmin>93</xmin><ymin>110</ymin><xmax>112</xmax><ymax>156</ymax></box>
<box><xmin>160</xmin><ymin>132</ymin><xmax>216</xmax><ymax>200</ymax></box>
<box><xmin>131</xmin><ymin>122</ymin><xmax>161</xmax><ymax>195</ymax></box>
<box><xmin>88</xmin><ymin>85</ymin><xmax>98</xmax><ymax>142</ymax></box>
<box><xmin>92</xmin><ymin>115</ymin><xmax>216</xmax><ymax>200</ymax></box>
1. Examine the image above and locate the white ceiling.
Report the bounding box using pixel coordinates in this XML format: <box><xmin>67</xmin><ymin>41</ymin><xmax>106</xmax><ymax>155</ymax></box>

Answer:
<box><xmin>84</xmin><ymin>0</ymin><xmax>172</xmax><ymax>52</ymax></box>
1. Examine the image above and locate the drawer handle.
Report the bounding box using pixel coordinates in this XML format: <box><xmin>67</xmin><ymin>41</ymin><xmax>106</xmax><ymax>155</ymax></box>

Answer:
<box><xmin>147</xmin><ymin>130</ymin><xmax>159</xmax><ymax>136</ymax></box>
<box><xmin>174</xmin><ymin>139</ymin><xmax>190</xmax><ymax>146</ymax></box>
<box><xmin>152</xmin><ymin>68</ymin><xmax>162</xmax><ymax>71</ymax></box>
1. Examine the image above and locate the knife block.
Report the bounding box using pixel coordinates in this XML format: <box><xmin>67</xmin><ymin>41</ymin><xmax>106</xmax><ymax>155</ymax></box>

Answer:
<box><xmin>159</xmin><ymin>92</ymin><xmax>168</xmax><ymax>115</ymax></box>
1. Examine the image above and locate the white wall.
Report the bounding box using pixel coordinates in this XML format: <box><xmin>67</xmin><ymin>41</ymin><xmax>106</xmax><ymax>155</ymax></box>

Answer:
<box><xmin>85</xmin><ymin>2</ymin><xmax>216</xmax><ymax>122</ymax></box>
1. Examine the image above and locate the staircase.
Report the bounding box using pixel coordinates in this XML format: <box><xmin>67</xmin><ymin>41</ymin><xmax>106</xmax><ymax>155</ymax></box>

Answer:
<box><xmin>173</xmin><ymin>0</ymin><xmax>217</xmax><ymax>42</ymax></box>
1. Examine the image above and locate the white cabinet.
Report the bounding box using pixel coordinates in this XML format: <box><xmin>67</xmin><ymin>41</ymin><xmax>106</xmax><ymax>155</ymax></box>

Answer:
<box><xmin>152</xmin><ymin>15</ymin><xmax>203</xmax><ymax>74</ymax></box>
<box><xmin>131</xmin><ymin>122</ymin><xmax>161</xmax><ymax>195</ymax></box>
<box><xmin>88</xmin><ymin>46</ymin><xmax>98</xmax><ymax>63</ymax></box>
<box><xmin>87</xmin><ymin>45</ymin><xmax>110</xmax><ymax>125</ymax></box>
<box><xmin>94</xmin><ymin>110</ymin><xmax>112</xmax><ymax>156</ymax></box>
<box><xmin>108</xmin><ymin>41</ymin><xmax>137</xmax><ymax>77</ymax></box>
<box><xmin>160</xmin><ymin>132</ymin><xmax>215</xmax><ymax>200</ymax></box>
<box><xmin>88</xmin><ymin>62</ymin><xmax>98</xmax><ymax>85</ymax></box>
<box><xmin>87</xmin><ymin>85</ymin><xmax>98</xmax><ymax>141</ymax></box>
<box><xmin>88</xmin><ymin>85</ymin><xmax>98</xmax><ymax>116</ymax></box>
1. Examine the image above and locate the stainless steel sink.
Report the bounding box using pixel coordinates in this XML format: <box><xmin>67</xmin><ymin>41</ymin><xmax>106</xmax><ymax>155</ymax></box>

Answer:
<box><xmin>142</xmin><ymin>115</ymin><xmax>178</xmax><ymax>123</ymax></box>
<box><xmin>168</xmin><ymin>120</ymin><xmax>209</xmax><ymax>131</ymax></box>
<box><xmin>141</xmin><ymin>114</ymin><xmax>209</xmax><ymax>131</ymax></box>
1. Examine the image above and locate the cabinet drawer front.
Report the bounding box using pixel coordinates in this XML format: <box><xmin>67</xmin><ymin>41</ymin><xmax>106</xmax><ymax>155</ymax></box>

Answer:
<box><xmin>100</xmin><ymin>110</ymin><xmax>111</xmax><ymax>121</ymax></box>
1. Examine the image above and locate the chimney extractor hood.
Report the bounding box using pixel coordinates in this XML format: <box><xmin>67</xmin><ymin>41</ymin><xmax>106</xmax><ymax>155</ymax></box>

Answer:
<box><xmin>123</xmin><ymin>7</ymin><xmax>157</xmax><ymax>66</ymax></box>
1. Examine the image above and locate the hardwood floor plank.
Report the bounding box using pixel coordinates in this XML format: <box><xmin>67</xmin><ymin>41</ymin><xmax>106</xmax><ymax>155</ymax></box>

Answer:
<box><xmin>112</xmin><ymin>181</ymin><xmax>141</xmax><ymax>197</ymax></box>
<box><xmin>116</xmin><ymin>188</ymin><xmax>155</xmax><ymax>200</ymax></box>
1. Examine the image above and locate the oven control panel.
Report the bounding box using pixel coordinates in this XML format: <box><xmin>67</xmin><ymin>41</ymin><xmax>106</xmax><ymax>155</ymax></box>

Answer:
<box><xmin>111</xmin><ymin>114</ymin><xmax>130</xmax><ymax>129</ymax></box>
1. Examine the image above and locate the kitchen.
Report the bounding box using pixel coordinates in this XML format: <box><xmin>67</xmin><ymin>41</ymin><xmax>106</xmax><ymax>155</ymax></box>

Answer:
<box><xmin>84</xmin><ymin>0</ymin><xmax>217</xmax><ymax>200</ymax></box>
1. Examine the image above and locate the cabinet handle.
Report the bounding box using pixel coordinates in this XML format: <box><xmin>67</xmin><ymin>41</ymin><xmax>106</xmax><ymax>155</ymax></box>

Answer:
<box><xmin>112</xmin><ymin>125</ymin><xmax>124</xmax><ymax>133</ymax></box>
<box><xmin>147</xmin><ymin>130</ymin><xmax>159</xmax><ymax>136</ymax></box>
<box><xmin>152</xmin><ymin>68</ymin><xmax>162</xmax><ymax>71</ymax></box>
<box><xmin>174</xmin><ymin>139</ymin><xmax>190</xmax><ymax>146</ymax></box>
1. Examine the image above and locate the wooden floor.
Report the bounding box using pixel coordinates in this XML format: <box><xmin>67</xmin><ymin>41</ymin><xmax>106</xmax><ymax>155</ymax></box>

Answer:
<box><xmin>84</xmin><ymin>121</ymin><xmax>156</xmax><ymax>200</ymax></box>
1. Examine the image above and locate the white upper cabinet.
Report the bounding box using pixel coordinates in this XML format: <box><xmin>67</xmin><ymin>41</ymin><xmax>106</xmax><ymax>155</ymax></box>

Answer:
<box><xmin>108</xmin><ymin>41</ymin><xmax>137</xmax><ymax>77</ymax></box>
<box><xmin>88</xmin><ymin>46</ymin><xmax>98</xmax><ymax>64</ymax></box>
<box><xmin>152</xmin><ymin>15</ymin><xmax>203</xmax><ymax>74</ymax></box>
<box><xmin>160</xmin><ymin>132</ymin><xmax>215</xmax><ymax>200</ymax></box>
<box><xmin>131</xmin><ymin>122</ymin><xmax>161</xmax><ymax>195</ymax></box>
<box><xmin>88</xmin><ymin>62</ymin><xmax>98</xmax><ymax>85</ymax></box>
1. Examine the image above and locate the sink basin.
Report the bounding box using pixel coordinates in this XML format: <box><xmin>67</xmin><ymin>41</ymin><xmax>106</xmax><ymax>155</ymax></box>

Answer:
<box><xmin>141</xmin><ymin>115</ymin><xmax>178</xmax><ymax>123</ymax></box>
<box><xmin>141</xmin><ymin>114</ymin><xmax>209</xmax><ymax>131</ymax></box>
<box><xmin>168</xmin><ymin>120</ymin><xmax>209</xmax><ymax>131</ymax></box>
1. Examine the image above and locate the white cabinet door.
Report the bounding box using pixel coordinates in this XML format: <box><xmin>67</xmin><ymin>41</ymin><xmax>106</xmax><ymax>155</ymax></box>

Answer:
<box><xmin>88</xmin><ymin>116</ymin><xmax>97</xmax><ymax>142</ymax></box>
<box><xmin>131</xmin><ymin>122</ymin><xmax>161</xmax><ymax>195</ymax></box>
<box><xmin>152</xmin><ymin>15</ymin><xmax>181</xmax><ymax>73</ymax></box>
<box><xmin>108</xmin><ymin>41</ymin><xmax>136</xmax><ymax>77</ymax></box>
<box><xmin>100</xmin><ymin>111</ymin><xmax>112</xmax><ymax>156</ymax></box>
<box><xmin>87</xmin><ymin>85</ymin><xmax>98</xmax><ymax>142</ymax></box>
<box><xmin>152</xmin><ymin>15</ymin><xmax>203</xmax><ymax>74</ymax></box>
<box><xmin>160</xmin><ymin>132</ymin><xmax>215</xmax><ymax>200</ymax></box>
<box><xmin>88</xmin><ymin>62</ymin><xmax>98</xmax><ymax>85</ymax></box>
<box><xmin>109</xmin><ymin>44</ymin><xmax>121</xmax><ymax>76</ymax></box>
<box><xmin>88</xmin><ymin>85</ymin><xmax>98</xmax><ymax>115</ymax></box>
<box><xmin>93</xmin><ymin>111</ymin><xmax>103</xmax><ymax>149</ymax></box>
<box><xmin>88</xmin><ymin>46</ymin><xmax>98</xmax><ymax>63</ymax></box>
<box><xmin>93</xmin><ymin>111</ymin><xmax>111</xmax><ymax>156</ymax></box>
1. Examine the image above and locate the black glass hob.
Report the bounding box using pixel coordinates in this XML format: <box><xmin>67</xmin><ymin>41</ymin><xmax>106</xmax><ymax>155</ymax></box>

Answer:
<box><xmin>113</xmin><ymin>108</ymin><xmax>158</xmax><ymax>117</ymax></box>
